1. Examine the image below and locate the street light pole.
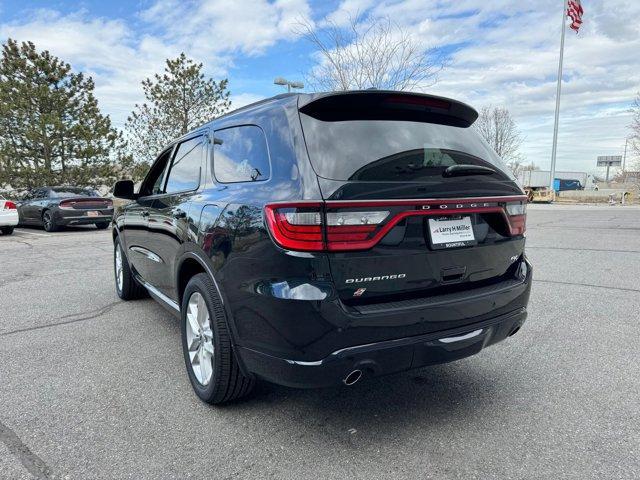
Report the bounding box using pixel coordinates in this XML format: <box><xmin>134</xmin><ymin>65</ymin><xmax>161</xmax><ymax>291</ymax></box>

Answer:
<box><xmin>622</xmin><ymin>137</ymin><xmax>629</xmax><ymax>182</ymax></box>
<box><xmin>274</xmin><ymin>77</ymin><xmax>304</xmax><ymax>93</ymax></box>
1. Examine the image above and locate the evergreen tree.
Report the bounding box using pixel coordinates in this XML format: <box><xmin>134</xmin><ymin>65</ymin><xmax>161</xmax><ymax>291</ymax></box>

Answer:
<box><xmin>126</xmin><ymin>53</ymin><xmax>231</xmax><ymax>164</ymax></box>
<box><xmin>0</xmin><ymin>39</ymin><xmax>120</xmax><ymax>189</ymax></box>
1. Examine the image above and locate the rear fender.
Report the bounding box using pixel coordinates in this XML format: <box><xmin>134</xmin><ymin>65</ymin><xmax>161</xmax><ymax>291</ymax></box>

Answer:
<box><xmin>175</xmin><ymin>246</ymin><xmax>251</xmax><ymax>376</ymax></box>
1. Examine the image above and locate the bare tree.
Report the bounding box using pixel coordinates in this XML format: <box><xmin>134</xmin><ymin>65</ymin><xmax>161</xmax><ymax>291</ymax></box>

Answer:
<box><xmin>474</xmin><ymin>106</ymin><xmax>524</xmax><ymax>173</ymax></box>
<box><xmin>296</xmin><ymin>16</ymin><xmax>444</xmax><ymax>92</ymax></box>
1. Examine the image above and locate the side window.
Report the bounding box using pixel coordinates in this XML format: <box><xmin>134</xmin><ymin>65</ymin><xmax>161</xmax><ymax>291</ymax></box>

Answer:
<box><xmin>165</xmin><ymin>137</ymin><xmax>203</xmax><ymax>193</ymax></box>
<box><xmin>152</xmin><ymin>166</ymin><xmax>167</xmax><ymax>195</ymax></box>
<box><xmin>140</xmin><ymin>148</ymin><xmax>173</xmax><ymax>197</ymax></box>
<box><xmin>213</xmin><ymin>126</ymin><xmax>270</xmax><ymax>183</ymax></box>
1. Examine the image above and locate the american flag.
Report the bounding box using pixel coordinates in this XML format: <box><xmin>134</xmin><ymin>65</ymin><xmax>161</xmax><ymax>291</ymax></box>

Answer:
<box><xmin>567</xmin><ymin>0</ymin><xmax>584</xmax><ymax>32</ymax></box>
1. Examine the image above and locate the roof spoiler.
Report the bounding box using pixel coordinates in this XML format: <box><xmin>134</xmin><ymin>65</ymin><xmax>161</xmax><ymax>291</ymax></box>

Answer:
<box><xmin>298</xmin><ymin>91</ymin><xmax>478</xmax><ymax>128</ymax></box>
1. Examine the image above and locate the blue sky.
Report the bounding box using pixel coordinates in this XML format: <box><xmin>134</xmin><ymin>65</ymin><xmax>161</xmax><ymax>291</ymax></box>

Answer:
<box><xmin>1</xmin><ymin>0</ymin><xmax>639</xmax><ymax>173</ymax></box>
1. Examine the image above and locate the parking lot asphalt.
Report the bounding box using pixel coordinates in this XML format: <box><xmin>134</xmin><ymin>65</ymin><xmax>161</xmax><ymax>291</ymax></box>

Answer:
<box><xmin>1</xmin><ymin>204</ymin><xmax>639</xmax><ymax>480</ymax></box>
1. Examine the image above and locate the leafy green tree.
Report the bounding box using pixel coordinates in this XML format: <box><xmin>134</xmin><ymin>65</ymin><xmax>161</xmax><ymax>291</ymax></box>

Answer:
<box><xmin>126</xmin><ymin>53</ymin><xmax>231</xmax><ymax>164</ymax></box>
<box><xmin>0</xmin><ymin>39</ymin><xmax>121</xmax><ymax>189</ymax></box>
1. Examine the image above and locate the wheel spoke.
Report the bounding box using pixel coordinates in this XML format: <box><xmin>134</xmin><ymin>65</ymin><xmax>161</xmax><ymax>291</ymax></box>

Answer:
<box><xmin>196</xmin><ymin>294</ymin><xmax>207</xmax><ymax>326</ymax></box>
<box><xmin>187</xmin><ymin>335</ymin><xmax>201</xmax><ymax>352</ymax></box>
<box><xmin>202</xmin><ymin>340</ymin><xmax>214</xmax><ymax>356</ymax></box>
<box><xmin>199</xmin><ymin>346</ymin><xmax>212</xmax><ymax>384</ymax></box>
<box><xmin>186</xmin><ymin>311</ymin><xmax>200</xmax><ymax>337</ymax></box>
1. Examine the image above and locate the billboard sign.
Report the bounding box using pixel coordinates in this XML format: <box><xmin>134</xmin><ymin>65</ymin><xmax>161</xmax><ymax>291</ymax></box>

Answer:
<box><xmin>596</xmin><ymin>155</ymin><xmax>622</xmax><ymax>167</ymax></box>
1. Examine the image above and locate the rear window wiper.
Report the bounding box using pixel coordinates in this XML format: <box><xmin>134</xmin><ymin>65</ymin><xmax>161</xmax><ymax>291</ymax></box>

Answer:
<box><xmin>442</xmin><ymin>164</ymin><xmax>496</xmax><ymax>177</ymax></box>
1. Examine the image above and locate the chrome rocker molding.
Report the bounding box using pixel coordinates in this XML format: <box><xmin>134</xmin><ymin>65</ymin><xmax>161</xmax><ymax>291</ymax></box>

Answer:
<box><xmin>136</xmin><ymin>276</ymin><xmax>180</xmax><ymax>312</ymax></box>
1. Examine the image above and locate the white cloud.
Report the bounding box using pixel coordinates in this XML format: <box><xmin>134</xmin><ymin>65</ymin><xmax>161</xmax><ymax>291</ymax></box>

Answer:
<box><xmin>140</xmin><ymin>0</ymin><xmax>312</xmax><ymax>57</ymax></box>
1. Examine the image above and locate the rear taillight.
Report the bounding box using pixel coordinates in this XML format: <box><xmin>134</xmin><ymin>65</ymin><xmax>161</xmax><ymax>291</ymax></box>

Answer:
<box><xmin>3</xmin><ymin>201</ymin><xmax>16</xmax><ymax>210</ymax></box>
<box><xmin>265</xmin><ymin>197</ymin><xmax>527</xmax><ymax>252</ymax></box>
<box><xmin>265</xmin><ymin>203</ymin><xmax>324</xmax><ymax>251</ymax></box>
<box><xmin>505</xmin><ymin>201</ymin><xmax>526</xmax><ymax>236</ymax></box>
<box><xmin>59</xmin><ymin>199</ymin><xmax>113</xmax><ymax>209</ymax></box>
<box><xmin>265</xmin><ymin>203</ymin><xmax>390</xmax><ymax>252</ymax></box>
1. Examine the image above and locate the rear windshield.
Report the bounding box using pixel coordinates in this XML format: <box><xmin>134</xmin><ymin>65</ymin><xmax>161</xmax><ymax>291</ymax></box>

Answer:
<box><xmin>300</xmin><ymin>115</ymin><xmax>513</xmax><ymax>182</ymax></box>
<box><xmin>50</xmin><ymin>188</ymin><xmax>99</xmax><ymax>198</ymax></box>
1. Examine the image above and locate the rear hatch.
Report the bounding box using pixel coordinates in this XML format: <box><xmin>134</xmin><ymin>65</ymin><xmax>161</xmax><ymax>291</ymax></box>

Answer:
<box><xmin>296</xmin><ymin>91</ymin><xmax>527</xmax><ymax>306</ymax></box>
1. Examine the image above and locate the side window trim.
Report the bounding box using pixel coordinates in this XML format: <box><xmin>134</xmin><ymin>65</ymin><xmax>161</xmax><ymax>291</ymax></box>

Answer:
<box><xmin>212</xmin><ymin>124</ymin><xmax>271</xmax><ymax>184</ymax></box>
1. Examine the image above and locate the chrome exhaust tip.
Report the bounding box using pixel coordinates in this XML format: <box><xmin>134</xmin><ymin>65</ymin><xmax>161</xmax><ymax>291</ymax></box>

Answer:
<box><xmin>343</xmin><ymin>369</ymin><xmax>363</xmax><ymax>386</ymax></box>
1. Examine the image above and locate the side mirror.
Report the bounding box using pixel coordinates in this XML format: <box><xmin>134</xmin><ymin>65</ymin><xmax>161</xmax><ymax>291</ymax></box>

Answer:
<box><xmin>113</xmin><ymin>180</ymin><xmax>136</xmax><ymax>200</ymax></box>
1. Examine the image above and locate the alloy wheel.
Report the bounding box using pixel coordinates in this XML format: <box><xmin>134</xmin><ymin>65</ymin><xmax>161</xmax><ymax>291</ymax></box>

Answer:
<box><xmin>115</xmin><ymin>244</ymin><xmax>124</xmax><ymax>292</ymax></box>
<box><xmin>185</xmin><ymin>292</ymin><xmax>214</xmax><ymax>385</ymax></box>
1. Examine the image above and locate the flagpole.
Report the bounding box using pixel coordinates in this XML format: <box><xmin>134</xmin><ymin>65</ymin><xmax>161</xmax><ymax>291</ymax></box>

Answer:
<box><xmin>549</xmin><ymin>0</ymin><xmax>567</xmax><ymax>193</ymax></box>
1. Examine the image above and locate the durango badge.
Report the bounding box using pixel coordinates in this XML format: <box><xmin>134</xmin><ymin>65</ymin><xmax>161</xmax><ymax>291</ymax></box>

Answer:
<box><xmin>345</xmin><ymin>274</ymin><xmax>406</xmax><ymax>284</ymax></box>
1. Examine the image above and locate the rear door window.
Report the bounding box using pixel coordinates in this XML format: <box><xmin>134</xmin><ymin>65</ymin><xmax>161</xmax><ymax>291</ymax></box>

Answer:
<box><xmin>165</xmin><ymin>136</ymin><xmax>203</xmax><ymax>193</ymax></box>
<box><xmin>213</xmin><ymin>126</ymin><xmax>270</xmax><ymax>183</ymax></box>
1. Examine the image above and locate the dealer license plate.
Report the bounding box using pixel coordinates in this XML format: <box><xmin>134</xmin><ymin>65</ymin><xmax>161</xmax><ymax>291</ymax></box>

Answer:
<box><xmin>428</xmin><ymin>216</ymin><xmax>476</xmax><ymax>249</ymax></box>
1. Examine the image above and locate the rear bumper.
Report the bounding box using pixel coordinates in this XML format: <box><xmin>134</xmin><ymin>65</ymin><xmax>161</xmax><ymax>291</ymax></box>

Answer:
<box><xmin>54</xmin><ymin>210</ymin><xmax>112</xmax><ymax>225</ymax></box>
<box><xmin>238</xmin><ymin>307</ymin><xmax>527</xmax><ymax>388</ymax></box>
<box><xmin>0</xmin><ymin>211</ymin><xmax>19</xmax><ymax>227</ymax></box>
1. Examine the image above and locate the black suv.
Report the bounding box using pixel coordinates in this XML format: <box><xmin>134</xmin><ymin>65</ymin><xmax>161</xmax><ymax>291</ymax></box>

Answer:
<box><xmin>112</xmin><ymin>91</ymin><xmax>531</xmax><ymax>404</ymax></box>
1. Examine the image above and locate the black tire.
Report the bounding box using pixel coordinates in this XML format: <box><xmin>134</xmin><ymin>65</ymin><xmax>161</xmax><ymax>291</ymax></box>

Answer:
<box><xmin>114</xmin><ymin>236</ymin><xmax>147</xmax><ymax>300</ymax></box>
<box><xmin>1</xmin><ymin>226</ymin><xmax>14</xmax><ymax>235</ymax></box>
<box><xmin>181</xmin><ymin>273</ymin><xmax>254</xmax><ymax>404</ymax></box>
<box><xmin>95</xmin><ymin>222</ymin><xmax>109</xmax><ymax>230</ymax></box>
<box><xmin>42</xmin><ymin>210</ymin><xmax>59</xmax><ymax>232</ymax></box>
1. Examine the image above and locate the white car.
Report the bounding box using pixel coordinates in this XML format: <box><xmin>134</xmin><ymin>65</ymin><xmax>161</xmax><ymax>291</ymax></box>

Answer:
<box><xmin>0</xmin><ymin>194</ymin><xmax>19</xmax><ymax>235</ymax></box>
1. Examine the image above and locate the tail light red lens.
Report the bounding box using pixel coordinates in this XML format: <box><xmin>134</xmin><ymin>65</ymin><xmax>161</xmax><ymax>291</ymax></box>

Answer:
<box><xmin>265</xmin><ymin>196</ymin><xmax>527</xmax><ymax>252</ymax></box>
<box><xmin>3</xmin><ymin>201</ymin><xmax>17</xmax><ymax>210</ymax></box>
<box><xmin>59</xmin><ymin>199</ymin><xmax>113</xmax><ymax>209</ymax></box>
<box><xmin>505</xmin><ymin>201</ymin><xmax>526</xmax><ymax>236</ymax></box>
<box><xmin>264</xmin><ymin>203</ymin><xmax>324</xmax><ymax>252</ymax></box>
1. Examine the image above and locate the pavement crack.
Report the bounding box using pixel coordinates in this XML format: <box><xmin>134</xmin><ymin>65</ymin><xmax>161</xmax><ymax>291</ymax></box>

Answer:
<box><xmin>534</xmin><ymin>278</ymin><xmax>640</xmax><ymax>293</ymax></box>
<box><xmin>15</xmin><ymin>240</ymin><xmax>34</xmax><ymax>249</ymax></box>
<box><xmin>59</xmin><ymin>301</ymin><xmax>120</xmax><ymax>321</ymax></box>
<box><xmin>0</xmin><ymin>272</ymin><xmax>34</xmax><ymax>288</ymax></box>
<box><xmin>0</xmin><ymin>420</ymin><xmax>54</xmax><ymax>479</ymax></box>
<box><xmin>0</xmin><ymin>301</ymin><xmax>121</xmax><ymax>337</ymax></box>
